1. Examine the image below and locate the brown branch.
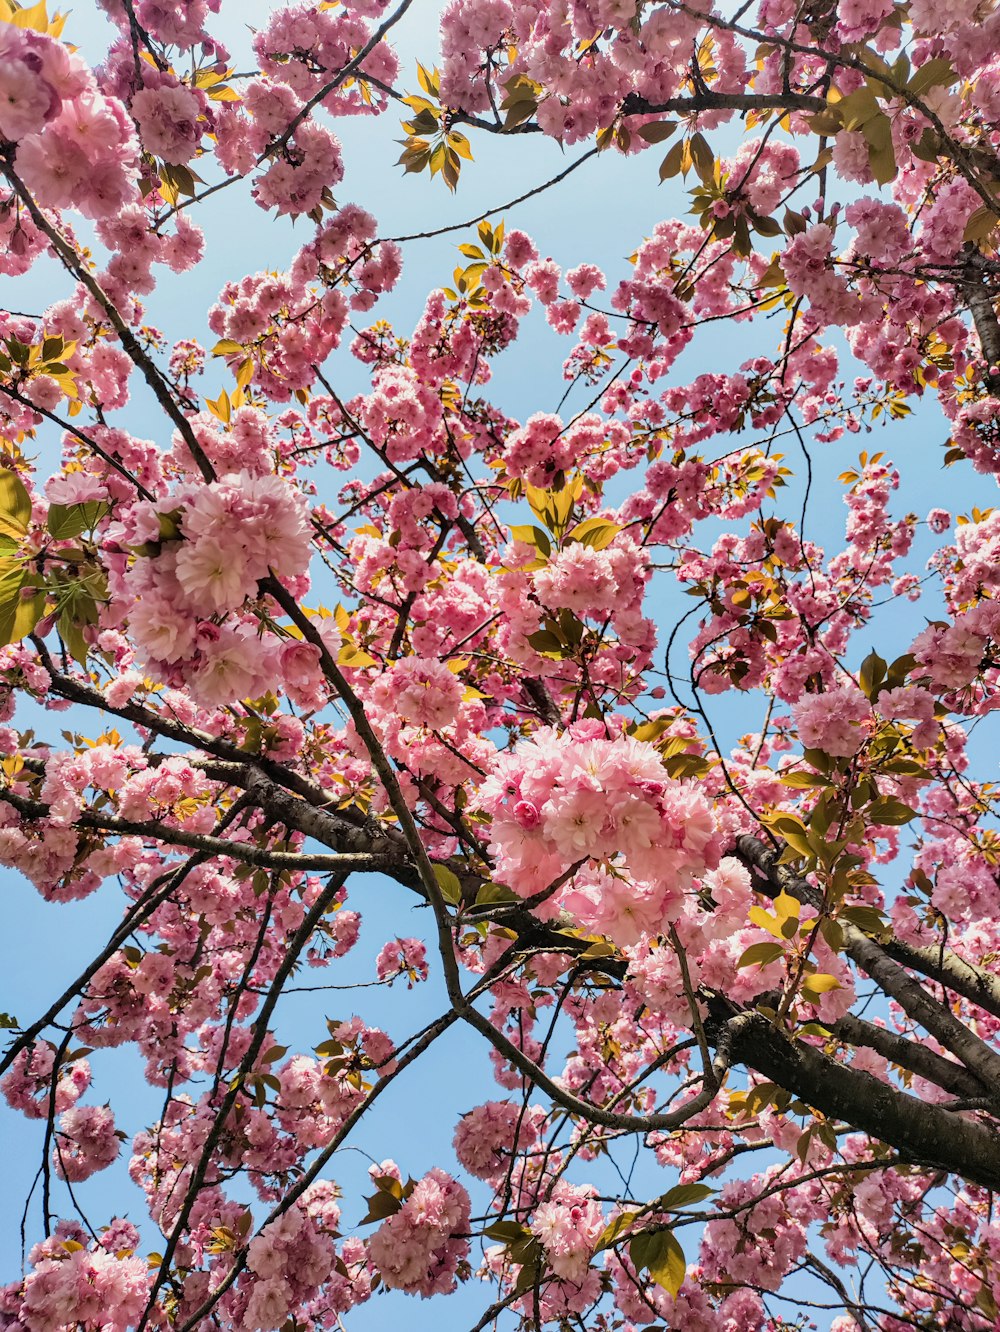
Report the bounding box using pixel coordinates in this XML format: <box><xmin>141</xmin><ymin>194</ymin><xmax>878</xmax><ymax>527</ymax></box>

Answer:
<box><xmin>0</xmin><ymin>796</ymin><xmax>255</xmax><ymax>1077</ymax></box>
<box><xmin>734</xmin><ymin>835</ymin><xmax>1000</xmax><ymax>1093</ymax></box>
<box><xmin>883</xmin><ymin>937</ymin><xmax>1000</xmax><ymax>1023</ymax></box>
<box><xmin>268</xmin><ymin>0</ymin><xmax>416</xmax><ymax>157</ymax></box>
<box><xmin>32</xmin><ymin>642</ymin><xmax>380</xmax><ymax>827</ymax></box>
<box><xmin>832</xmin><ymin>1012</ymin><xmax>988</xmax><ymax>1101</ymax></box>
<box><xmin>709</xmin><ymin>999</ymin><xmax>1000</xmax><ymax>1193</ymax></box>
<box><xmin>0</xmin><ymin>160</ymin><xmax>217</xmax><ymax>483</ymax></box>
<box><xmin>457</xmin><ymin>998</ymin><xmax>735</xmax><ymax>1132</ymax></box>
<box><xmin>260</xmin><ymin>576</ymin><xmax>468</xmax><ymax>1007</ymax></box>
<box><xmin>961</xmin><ymin>248</ymin><xmax>1000</xmax><ymax>396</ymax></box>
<box><xmin>620</xmin><ymin>89</ymin><xmax>825</xmax><ymax>118</ymax></box>
<box><xmin>0</xmin><ymin>787</ymin><xmax>390</xmax><ymax>875</ymax></box>
<box><xmin>137</xmin><ymin>871</ymin><xmax>351</xmax><ymax>1330</ymax></box>
<box><xmin>173</xmin><ymin>1007</ymin><xmax>460</xmax><ymax>1332</ymax></box>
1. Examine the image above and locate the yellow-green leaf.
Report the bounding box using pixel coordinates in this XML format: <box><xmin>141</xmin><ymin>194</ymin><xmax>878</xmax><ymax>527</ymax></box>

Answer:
<box><xmin>630</xmin><ymin>1229</ymin><xmax>687</xmax><ymax>1297</ymax></box>
<box><xmin>800</xmin><ymin>973</ymin><xmax>841</xmax><ymax>1002</ymax></box>
<box><xmin>0</xmin><ymin>577</ymin><xmax>43</xmax><ymax>646</ymax></box>
<box><xmin>773</xmin><ymin>890</ymin><xmax>800</xmax><ymax>922</ymax></box>
<box><xmin>737</xmin><ymin>940</ymin><xmax>785</xmax><ymax>969</ymax></box>
<box><xmin>0</xmin><ymin>470</ymin><xmax>32</xmax><ymax>537</ymax></box>
<box><xmin>433</xmin><ymin>863</ymin><xmax>463</xmax><ymax>905</ymax></box>
<box><xmin>47</xmin><ymin>501</ymin><xmax>109</xmax><ymax>541</ymax></box>
<box><xmin>657</xmin><ymin>1182</ymin><xmax>714</xmax><ymax>1210</ymax></box>
<box><xmin>566</xmin><ymin>517</ymin><xmax>622</xmax><ymax>550</ymax></box>
<box><xmin>337</xmin><ymin>644</ymin><xmax>377</xmax><ymax>669</ymax></box>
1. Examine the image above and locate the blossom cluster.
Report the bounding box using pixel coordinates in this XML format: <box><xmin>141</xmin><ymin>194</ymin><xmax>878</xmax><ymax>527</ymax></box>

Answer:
<box><xmin>366</xmin><ymin>1165</ymin><xmax>472</xmax><ymax>1296</ymax></box>
<box><xmin>478</xmin><ymin>724</ymin><xmax>723</xmax><ymax>939</ymax></box>
<box><xmin>0</xmin><ymin>26</ymin><xmax>139</xmax><ymax>220</ymax></box>
<box><xmin>113</xmin><ymin>471</ymin><xmax>314</xmax><ymax>706</ymax></box>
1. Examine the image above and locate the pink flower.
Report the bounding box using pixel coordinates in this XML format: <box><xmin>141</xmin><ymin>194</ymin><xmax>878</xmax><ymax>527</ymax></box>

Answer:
<box><xmin>128</xmin><ymin>594</ymin><xmax>197</xmax><ymax>665</ymax></box>
<box><xmin>387</xmin><ymin>656</ymin><xmax>464</xmax><ymax>729</ymax></box>
<box><xmin>54</xmin><ymin>1104</ymin><xmax>120</xmax><ymax>1181</ymax></box>
<box><xmin>174</xmin><ymin>534</ymin><xmax>255</xmax><ymax>613</ymax></box>
<box><xmin>131</xmin><ymin>85</ymin><xmax>202</xmax><ymax>164</ymax></box>
<box><xmin>375</xmin><ymin>937</ymin><xmax>429</xmax><ymax>987</ymax></box>
<box><xmin>21</xmin><ymin>1246</ymin><xmax>148</xmax><ymax>1332</ymax></box>
<box><xmin>878</xmin><ymin>684</ymin><xmax>940</xmax><ymax>749</ymax></box>
<box><xmin>792</xmin><ymin>684</ymin><xmax>871</xmax><ymax>758</ymax></box>
<box><xmin>367</xmin><ymin>1167</ymin><xmax>471</xmax><ymax>1296</ymax></box>
<box><xmin>453</xmin><ymin>1100</ymin><xmax>543</xmax><ymax>1182</ymax></box>
<box><xmin>279</xmin><ymin>638</ymin><xmax>326</xmax><ymax>708</ymax></box>
<box><xmin>189</xmin><ymin>624</ymin><xmax>272</xmax><ymax>707</ymax></box>
<box><xmin>0</xmin><ymin>60</ymin><xmax>54</xmax><ymax>141</ymax></box>
<box><xmin>1</xmin><ymin>1044</ymin><xmax>90</xmax><ymax>1119</ymax></box>
<box><xmin>15</xmin><ymin>130</ymin><xmax>87</xmax><ymax>208</ymax></box>
<box><xmin>912</xmin><ymin>622</ymin><xmax>986</xmax><ymax>692</ymax></box>
<box><xmin>544</xmin><ymin>784</ymin><xmax>612</xmax><ymax>858</ymax></box>
<box><xmin>477</xmin><ymin>726</ymin><xmax>722</xmax><ymax>921</ymax></box>
<box><xmin>530</xmin><ymin>1183</ymin><xmax>605</xmax><ymax>1284</ymax></box>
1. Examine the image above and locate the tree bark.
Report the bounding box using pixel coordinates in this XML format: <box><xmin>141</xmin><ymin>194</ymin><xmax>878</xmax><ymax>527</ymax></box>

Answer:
<box><xmin>708</xmin><ymin>1000</ymin><xmax>1000</xmax><ymax>1193</ymax></box>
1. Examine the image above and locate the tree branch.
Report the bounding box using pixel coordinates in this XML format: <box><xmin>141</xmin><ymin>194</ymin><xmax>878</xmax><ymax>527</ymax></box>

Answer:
<box><xmin>709</xmin><ymin>998</ymin><xmax>1000</xmax><ymax>1193</ymax></box>
<box><xmin>734</xmin><ymin>835</ymin><xmax>1000</xmax><ymax>1093</ymax></box>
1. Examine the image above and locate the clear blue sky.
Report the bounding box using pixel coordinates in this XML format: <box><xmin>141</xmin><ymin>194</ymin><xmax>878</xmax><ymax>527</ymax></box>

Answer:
<box><xmin>0</xmin><ymin>4</ymin><xmax>982</xmax><ymax>1328</ymax></box>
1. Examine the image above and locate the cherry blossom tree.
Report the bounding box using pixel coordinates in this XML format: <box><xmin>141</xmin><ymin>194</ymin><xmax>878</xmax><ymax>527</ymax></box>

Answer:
<box><xmin>3</xmin><ymin>0</ymin><xmax>1000</xmax><ymax>1328</ymax></box>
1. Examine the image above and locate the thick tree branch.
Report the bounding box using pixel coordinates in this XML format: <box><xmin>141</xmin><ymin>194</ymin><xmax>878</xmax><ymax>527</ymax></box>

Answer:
<box><xmin>961</xmin><ymin>248</ymin><xmax>1000</xmax><ymax>396</ymax></box>
<box><xmin>883</xmin><ymin>938</ymin><xmax>1000</xmax><ymax>1022</ymax></box>
<box><xmin>620</xmin><ymin>89</ymin><xmax>825</xmax><ymax>118</ymax></box>
<box><xmin>0</xmin><ymin>787</ymin><xmax>391</xmax><ymax>875</ymax></box>
<box><xmin>734</xmin><ymin>835</ymin><xmax>1000</xmax><ymax>1093</ymax></box>
<box><xmin>832</xmin><ymin>1012</ymin><xmax>988</xmax><ymax>1101</ymax></box>
<box><xmin>708</xmin><ymin>999</ymin><xmax>1000</xmax><ymax>1193</ymax></box>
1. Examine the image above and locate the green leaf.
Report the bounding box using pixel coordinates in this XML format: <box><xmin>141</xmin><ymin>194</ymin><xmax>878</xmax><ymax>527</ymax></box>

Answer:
<box><xmin>688</xmin><ymin>131</ymin><xmax>714</xmax><ymax>184</ymax></box>
<box><xmin>594</xmin><ymin>1211</ymin><xmax>639</xmax><ymax>1252</ymax></box>
<box><xmin>511</xmin><ymin>1254</ymin><xmax>542</xmax><ymax>1295</ymax></box>
<box><xmin>337</xmin><ymin>644</ymin><xmax>378</xmax><ymax>669</ymax></box>
<box><xmin>358</xmin><ymin>1188</ymin><xmax>403</xmax><ymax>1225</ymax></box>
<box><xmin>630</xmin><ymin>718</ymin><xmax>671</xmax><ymax>743</ymax></box>
<box><xmin>58</xmin><ymin>609</ymin><xmax>89</xmax><ymax>666</ymax></box>
<box><xmin>780</xmin><ymin>770</ymin><xmax>831</xmax><ymax>788</ymax></box>
<box><xmin>432</xmin><ymin>862</ymin><xmax>464</xmax><ymax>906</ymax></box>
<box><xmin>566</xmin><ymin>517</ymin><xmax>622</xmax><ymax>550</ymax></box>
<box><xmin>0</xmin><ymin>470</ymin><xmax>31</xmax><ymax>536</ymax></box>
<box><xmin>773</xmin><ymin>890</ymin><xmax>801</xmax><ymax>922</ymax></box>
<box><xmin>737</xmin><ymin>940</ymin><xmax>785</xmax><ymax>969</ymax></box>
<box><xmin>907</xmin><ymin>58</ymin><xmax>956</xmax><ymax>95</ymax></box>
<box><xmin>963</xmin><ymin>206</ymin><xmax>1000</xmax><ymax>247</ymax></box>
<box><xmin>662</xmin><ymin>752</ymin><xmax>711</xmax><ymax>779</ymax></box>
<box><xmin>630</xmin><ymin>1229</ymin><xmax>687</xmax><ymax>1297</ymax></box>
<box><xmin>868</xmin><ymin>797</ymin><xmax>916</xmax><ymax>825</ymax></box>
<box><xmin>858</xmin><ymin>649</ymin><xmax>887</xmax><ymax>701</ymax></box>
<box><xmin>658</xmin><ymin>140</ymin><xmax>685</xmax><ymax>181</ymax></box>
<box><xmin>657</xmin><ymin>1182</ymin><xmax>714</xmax><ymax>1210</ymax></box>
<box><xmin>483</xmin><ymin>1220</ymin><xmax>531</xmax><ymax>1244</ymax></box>
<box><xmin>0</xmin><ymin>565</ymin><xmax>43</xmax><ymax>647</ymax></box>
<box><xmin>475</xmin><ymin>881</ymin><xmax>518</xmax><ymax>907</ymax></box>
<box><xmin>526</xmin><ymin>629</ymin><xmax>564</xmax><ymax>657</ymax></box>
<box><xmin>839</xmin><ymin>904</ymin><xmax>888</xmax><ymax>934</ymax></box>
<box><xmin>46</xmin><ymin>501</ymin><xmax>110</xmax><ymax>541</ymax></box>
<box><xmin>638</xmin><ymin>120</ymin><xmax>677</xmax><ymax>143</ymax></box>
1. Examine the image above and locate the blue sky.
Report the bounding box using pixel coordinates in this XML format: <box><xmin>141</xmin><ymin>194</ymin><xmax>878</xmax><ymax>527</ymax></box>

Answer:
<box><xmin>0</xmin><ymin>2</ymin><xmax>990</xmax><ymax>1327</ymax></box>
